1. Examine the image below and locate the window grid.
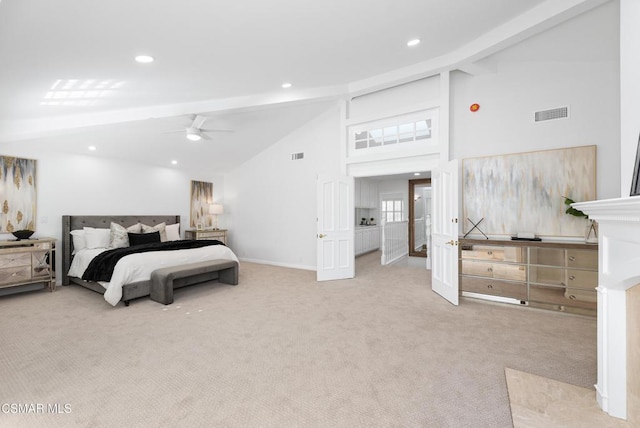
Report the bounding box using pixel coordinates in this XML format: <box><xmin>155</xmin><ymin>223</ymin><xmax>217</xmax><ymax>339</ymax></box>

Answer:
<box><xmin>354</xmin><ymin>119</ymin><xmax>432</xmax><ymax>150</ymax></box>
<box><xmin>382</xmin><ymin>199</ymin><xmax>404</xmax><ymax>223</ymax></box>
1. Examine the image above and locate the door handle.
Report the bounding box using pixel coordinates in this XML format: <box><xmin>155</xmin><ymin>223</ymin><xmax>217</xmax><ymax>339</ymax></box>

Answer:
<box><xmin>446</xmin><ymin>240</ymin><xmax>458</xmax><ymax>245</ymax></box>
<box><xmin>318</xmin><ymin>234</ymin><xmax>326</xmax><ymax>238</ymax></box>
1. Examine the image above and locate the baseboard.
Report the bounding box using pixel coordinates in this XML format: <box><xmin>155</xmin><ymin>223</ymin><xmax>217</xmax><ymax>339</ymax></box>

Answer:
<box><xmin>238</xmin><ymin>257</ymin><xmax>316</xmax><ymax>271</ymax></box>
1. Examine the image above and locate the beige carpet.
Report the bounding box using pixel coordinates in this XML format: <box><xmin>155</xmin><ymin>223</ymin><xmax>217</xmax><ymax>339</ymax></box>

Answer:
<box><xmin>0</xmin><ymin>251</ymin><xmax>596</xmax><ymax>427</ymax></box>
<box><xmin>505</xmin><ymin>368</ymin><xmax>630</xmax><ymax>427</ymax></box>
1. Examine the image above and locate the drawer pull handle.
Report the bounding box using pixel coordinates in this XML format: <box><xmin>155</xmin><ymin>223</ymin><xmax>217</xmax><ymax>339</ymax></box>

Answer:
<box><xmin>487</xmin><ymin>251</ymin><xmax>493</xmax><ymax>255</ymax></box>
<box><xmin>569</xmin><ymin>275</ymin><xmax>575</xmax><ymax>281</ymax></box>
<box><xmin>11</xmin><ymin>272</ymin><xmax>17</xmax><ymax>276</ymax></box>
<box><xmin>487</xmin><ymin>267</ymin><xmax>493</xmax><ymax>272</ymax></box>
<box><xmin>561</xmin><ymin>282</ymin><xmax>566</xmax><ymax>286</ymax></box>
<box><xmin>569</xmin><ymin>294</ymin><xmax>576</xmax><ymax>300</ymax></box>
<box><xmin>487</xmin><ymin>284</ymin><xmax>493</xmax><ymax>289</ymax></box>
<box><xmin>569</xmin><ymin>256</ymin><xmax>576</xmax><ymax>261</ymax></box>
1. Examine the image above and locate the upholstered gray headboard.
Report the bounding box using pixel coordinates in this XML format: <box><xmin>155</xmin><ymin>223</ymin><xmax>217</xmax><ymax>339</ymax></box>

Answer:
<box><xmin>61</xmin><ymin>215</ymin><xmax>180</xmax><ymax>286</ymax></box>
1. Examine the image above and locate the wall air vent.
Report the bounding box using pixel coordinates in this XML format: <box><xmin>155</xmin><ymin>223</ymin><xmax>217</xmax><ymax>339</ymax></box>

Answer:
<box><xmin>534</xmin><ymin>106</ymin><xmax>569</xmax><ymax>122</ymax></box>
<box><xmin>291</xmin><ymin>152</ymin><xmax>304</xmax><ymax>160</ymax></box>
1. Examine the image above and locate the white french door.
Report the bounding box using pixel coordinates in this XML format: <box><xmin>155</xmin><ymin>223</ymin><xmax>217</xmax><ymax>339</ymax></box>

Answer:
<box><xmin>431</xmin><ymin>160</ymin><xmax>459</xmax><ymax>305</ymax></box>
<box><xmin>316</xmin><ymin>174</ymin><xmax>354</xmax><ymax>281</ymax></box>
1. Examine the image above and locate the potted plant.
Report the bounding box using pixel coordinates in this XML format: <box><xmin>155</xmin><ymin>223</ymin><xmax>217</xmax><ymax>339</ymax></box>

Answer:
<box><xmin>563</xmin><ymin>196</ymin><xmax>597</xmax><ymax>242</ymax></box>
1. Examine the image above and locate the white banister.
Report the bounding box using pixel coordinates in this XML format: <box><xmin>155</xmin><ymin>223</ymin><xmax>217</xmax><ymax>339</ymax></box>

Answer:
<box><xmin>381</xmin><ymin>220</ymin><xmax>408</xmax><ymax>265</ymax></box>
<box><xmin>414</xmin><ymin>217</ymin><xmax>426</xmax><ymax>250</ymax></box>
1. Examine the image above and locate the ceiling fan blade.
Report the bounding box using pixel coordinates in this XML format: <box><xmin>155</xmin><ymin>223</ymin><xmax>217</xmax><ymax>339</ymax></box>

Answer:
<box><xmin>162</xmin><ymin>129</ymin><xmax>186</xmax><ymax>134</ymax></box>
<box><xmin>200</xmin><ymin>128</ymin><xmax>234</xmax><ymax>133</ymax></box>
<box><xmin>200</xmin><ymin>132</ymin><xmax>212</xmax><ymax>141</ymax></box>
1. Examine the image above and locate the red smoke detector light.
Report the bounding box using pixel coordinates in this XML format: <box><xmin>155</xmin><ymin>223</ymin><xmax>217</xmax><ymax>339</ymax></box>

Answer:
<box><xmin>470</xmin><ymin>103</ymin><xmax>480</xmax><ymax>112</ymax></box>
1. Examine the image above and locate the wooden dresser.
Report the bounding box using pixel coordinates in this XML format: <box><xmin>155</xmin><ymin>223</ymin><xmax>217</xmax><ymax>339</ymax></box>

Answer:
<box><xmin>185</xmin><ymin>229</ymin><xmax>227</xmax><ymax>245</ymax></box>
<box><xmin>0</xmin><ymin>237</ymin><xmax>56</xmax><ymax>293</ymax></box>
<box><xmin>459</xmin><ymin>238</ymin><xmax>597</xmax><ymax>316</ymax></box>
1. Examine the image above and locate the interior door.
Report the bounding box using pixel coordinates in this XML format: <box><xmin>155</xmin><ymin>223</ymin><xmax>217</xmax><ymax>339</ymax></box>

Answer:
<box><xmin>317</xmin><ymin>174</ymin><xmax>354</xmax><ymax>281</ymax></box>
<box><xmin>431</xmin><ymin>160</ymin><xmax>459</xmax><ymax>305</ymax></box>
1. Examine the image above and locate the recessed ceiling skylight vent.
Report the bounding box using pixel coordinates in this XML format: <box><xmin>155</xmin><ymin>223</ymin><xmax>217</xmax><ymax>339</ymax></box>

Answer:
<box><xmin>534</xmin><ymin>106</ymin><xmax>569</xmax><ymax>122</ymax></box>
<box><xmin>40</xmin><ymin>79</ymin><xmax>125</xmax><ymax>106</ymax></box>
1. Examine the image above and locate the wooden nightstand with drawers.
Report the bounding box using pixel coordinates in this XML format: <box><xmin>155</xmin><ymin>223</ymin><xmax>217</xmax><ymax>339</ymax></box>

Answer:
<box><xmin>185</xmin><ymin>229</ymin><xmax>227</xmax><ymax>245</ymax></box>
<box><xmin>0</xmin><ymin>237</ymin><xmax>56</xmax><ymax>294</ymax></box>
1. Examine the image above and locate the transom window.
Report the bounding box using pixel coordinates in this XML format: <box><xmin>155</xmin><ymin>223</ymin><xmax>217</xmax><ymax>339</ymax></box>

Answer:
<box><xmin>382</xmin><ymin>199</ymin><xmax>404</xmax><ymax>223</ymax></box>
<box><xmin>355</xmin><ymin>119</ymin><xmax>432</xmax><ymax>150</ymax></box>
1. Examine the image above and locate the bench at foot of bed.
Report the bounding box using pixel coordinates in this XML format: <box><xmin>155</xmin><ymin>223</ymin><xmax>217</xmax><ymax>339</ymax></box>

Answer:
<box><xmin>149</xmin><ymin>260</ymin><xmax>238</xmax><ymax>305</ymax></box>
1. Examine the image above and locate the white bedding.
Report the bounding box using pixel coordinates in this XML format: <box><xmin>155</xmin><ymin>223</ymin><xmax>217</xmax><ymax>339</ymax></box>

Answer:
<box><xmin>68</xmin><ymin>245</ymin><xmax>239</xmax><ymax>306</ymax></box>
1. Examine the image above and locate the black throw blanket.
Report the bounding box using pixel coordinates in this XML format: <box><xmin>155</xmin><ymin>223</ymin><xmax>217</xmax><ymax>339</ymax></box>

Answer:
<box><xmin>82</xmin><ymin>240</ymin><xmax>225</xmax><ymax>282</ymax></box>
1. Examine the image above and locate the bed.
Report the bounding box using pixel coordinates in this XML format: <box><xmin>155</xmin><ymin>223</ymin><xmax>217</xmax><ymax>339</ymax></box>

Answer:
<box><xmin>62</xmin><ymin>215</ymin><xmax>239</xmax><ymax>306</ymax></box>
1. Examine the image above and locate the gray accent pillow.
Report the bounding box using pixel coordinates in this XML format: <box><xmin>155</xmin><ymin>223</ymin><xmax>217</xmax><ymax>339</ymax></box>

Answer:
<box><xmin>109</xmin><ymin>222</ymin><xmax>142</xmax><ymax>248</ymax></box>
<box><xmin>141</xmin><ymin>222</ymin><xmax>167</xmax><ymax>242</ymax></box>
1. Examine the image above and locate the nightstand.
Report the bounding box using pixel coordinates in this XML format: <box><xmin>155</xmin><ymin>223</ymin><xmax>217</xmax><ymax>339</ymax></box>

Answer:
<box><xmin>0</xmin><ymin>237</ymin><xmax>56</xmax><ymax>293</ymax></box>
<box><xmin>185</xmin><ymin>229</ymin><xmax>227</xmax><ymax>245</ymax></box>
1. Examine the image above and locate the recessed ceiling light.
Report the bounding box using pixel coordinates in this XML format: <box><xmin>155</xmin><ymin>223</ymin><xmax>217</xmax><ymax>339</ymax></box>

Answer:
<box><xmin>281</xmin><ymin>82</ymin><xmax>292</xmax><ymax>89</ymax></box>
<box><xmin>414</xmin><ymin>172</ymin><xmax>421</xmax><ymax>176</ymax></box>
<box><xmin>171</xmin><ymin>160</ymin><xmax>178</xmax><ymax>165</ymax></box>
<box><xmin>407</xmin><ymin>39</ymin><xmax>421</xmax><ymax>47</ymax></box>
<box><xmin>135</xmin><ymin>55</ymin><xmax>154</xmax><ymax>64</ymax></box>
<box><xmin>88</xmin><ymin>146</ymin><xmax>97</xmax><ymax>151</ymax></box>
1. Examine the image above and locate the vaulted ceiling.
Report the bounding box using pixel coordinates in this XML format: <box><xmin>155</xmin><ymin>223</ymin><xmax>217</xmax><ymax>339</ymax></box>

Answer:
<box><xmin>0</xmin><ymin>0</ymin><xmax>610</xmax><ymax>173</ymax></box>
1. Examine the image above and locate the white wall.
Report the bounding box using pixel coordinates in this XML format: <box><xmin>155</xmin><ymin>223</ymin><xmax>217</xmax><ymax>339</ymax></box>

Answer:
<box><xmin>451</xmin><ymin>1</ymin><xmax>620</xmax><ymax>200</ymax></box>
<box><xmin>225</xmin><ymin>105</ymin><xmax>341</xmax><ymax>270</ymax></box>
<box><xmin>349</xmin><ymin>76</ymin><xmax>440</xmax><ymax>119</ymax></box>
<box><xmin>620</xmin><ymin>0</ymin><xmax>640</xmax><ymax>196</ymax></box>
<box><xmin>0</xmin><ymin>143</ymin><xmax>224</xmax><ymax>279</ymax></box>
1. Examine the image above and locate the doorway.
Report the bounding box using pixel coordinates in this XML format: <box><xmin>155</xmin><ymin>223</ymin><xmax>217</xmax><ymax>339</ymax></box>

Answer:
<box><xmin>408</xmin><ymin>179</ymin><xmax>431</xmax><ymax>258</ymax></box>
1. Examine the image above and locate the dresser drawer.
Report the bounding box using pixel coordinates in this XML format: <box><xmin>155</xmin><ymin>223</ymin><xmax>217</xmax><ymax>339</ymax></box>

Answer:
<box><xmin>0</xmin><ymin>265</ymin><xmax>32</xmax><ymax>285</ymax></box>
<box><xmin>564</xmin><ymin>288</ymin><xmax>597</xmax><ymax>303</ymax></box>
<box><xmin>566</xmin><ymin>269</ymin><xmax>597</xmax><ymax>289</ymax></box>
<box><xmin>529</xmin><ymin>284</ymin><xmax>596</xmax><ymax>310</ymax></box>
<box><xmin>566</xmin><ymin>250</ymin><xmax>597</xmax><ymax>269</ymax></box>
<box><xmin>492</xmin><ymin>263</ymin><xmax>526</xmax><ymax>281</ymax></box>
<box><xmin>461</xmin><ymin>260</ymin><xmax>526</xmax><ymax>281</ymax></box>
<box><xmin>461</xmin><ymin>260</ymin><xmax>495</xmax><ymax>277</ymax></box>
<box><xmin>460</xmin><ymin>276</ymin><xmax>527</xmax><ymax>301</ymax></box>
<box><xmin>197</xmin><ymin>231</ymin><xmax>225</xmax><ymax>239</ymax></box>
<box><xmin>461</xmin><ymin>247</ymin><xmax>505</xmax><ymax>261</ymax></box>
<box><xmin>0</xmin><ymin>252</ymin><xmax>32</xmax><ymax>268</ymax></box>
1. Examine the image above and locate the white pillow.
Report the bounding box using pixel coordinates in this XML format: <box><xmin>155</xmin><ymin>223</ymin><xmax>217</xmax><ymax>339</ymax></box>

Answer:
<box><xmin>141</xmin><ymin>222</ymin><xmax>167</xmax><ymax>242</ymax></box>
<box><xmin>83</xmin><ymin>227</ymin><xmax>111</xmax><ymax>249</ymax></box>
<box><xmin>165</xmin><ymin>223</ymin><xmax>180</xmax><ymax>241</ymax></box>
<box><xmin>70</xmin><ymin>229</ymin><xmax>86</xmax><ymax>254</ymax></box>
<box><xmin>109</xmin><ymin>222</ymin><xmax>142</xmax><ymax>248</ymax></box>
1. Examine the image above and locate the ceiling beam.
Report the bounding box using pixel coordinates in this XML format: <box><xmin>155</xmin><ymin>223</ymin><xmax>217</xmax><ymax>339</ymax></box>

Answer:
<box><xmin>0</xmin><ymin>84</ymin><xmax>348</xmax><ymax>143</ymax></box>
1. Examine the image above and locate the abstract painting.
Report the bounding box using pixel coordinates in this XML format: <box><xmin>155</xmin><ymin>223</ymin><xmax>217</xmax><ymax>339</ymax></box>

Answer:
<box><xmin>190</xmin><ymin>180</ymin><xmax>213</xmax><ymax>228</ymax></box>
<box><xmin>462</xmin><ymin>145</ymin><xmax>596</xmax><ymax>238</ymax></box>
<box><xmin>0</xmin><ymin>156</ymin><xmax>37</xmax><ymax>232</ymax></box>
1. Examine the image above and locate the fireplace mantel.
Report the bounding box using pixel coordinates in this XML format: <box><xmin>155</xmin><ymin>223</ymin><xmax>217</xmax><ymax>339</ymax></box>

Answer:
<box><xmin>573</xmin><ymin>196</ymin><xmax>640</xmax><ymax>420</ymax></box>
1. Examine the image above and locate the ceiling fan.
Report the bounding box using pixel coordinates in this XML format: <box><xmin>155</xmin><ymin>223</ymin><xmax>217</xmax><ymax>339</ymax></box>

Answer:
<box><xmin>165</xmin><ymin>114</ymin><xmax>233</xmax><ymax>141</ymax></box>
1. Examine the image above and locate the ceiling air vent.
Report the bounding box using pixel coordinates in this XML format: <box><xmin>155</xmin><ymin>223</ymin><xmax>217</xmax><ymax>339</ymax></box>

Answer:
<box><xmin>291</xmin><ymin>152</ymin><xmax>304</xmax><ymax>160</ymax></box>
<box><xmin>534</xmin><ymin>106</ymin><xmax>569</xmax><ymax>122</ymax></box>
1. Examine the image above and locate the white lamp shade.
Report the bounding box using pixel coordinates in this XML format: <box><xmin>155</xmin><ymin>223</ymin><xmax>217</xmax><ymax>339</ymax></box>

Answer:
<box><xmin>209</xmin><ymin>204</ymin><xmax>224</xmax><ymax>215</ymax></box>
